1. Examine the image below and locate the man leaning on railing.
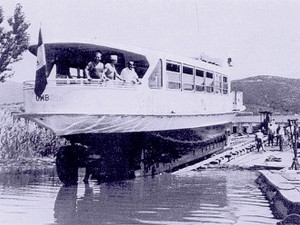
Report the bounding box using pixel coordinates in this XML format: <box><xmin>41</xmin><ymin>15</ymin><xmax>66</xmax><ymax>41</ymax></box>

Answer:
<box><xmin>85</xmin><ymin>52</ymin><xmax>107</xmax><ymax>82</ymax></box>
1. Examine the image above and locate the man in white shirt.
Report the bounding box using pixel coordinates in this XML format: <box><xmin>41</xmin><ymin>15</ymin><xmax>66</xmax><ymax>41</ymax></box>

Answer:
<box><xmin>268</xmin><ymin>120</ymin><xmax>277</xmax><ymax>146</ymax></box>
<box><xmin>121</xmin><ymin>61</ymin><xmax>141</xmax><ymax>84</ymax></box>
<box><xmin>255</xmin><ymin>129</ymin><xmax>265</xmax><ymax>152</ymax></box>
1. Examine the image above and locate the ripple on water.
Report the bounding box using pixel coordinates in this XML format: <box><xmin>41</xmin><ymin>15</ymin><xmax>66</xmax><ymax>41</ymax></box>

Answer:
<box><xmin>0</xmin><ymin>169</ymin><xmax>279</xmax><ymax>225</ymax></box>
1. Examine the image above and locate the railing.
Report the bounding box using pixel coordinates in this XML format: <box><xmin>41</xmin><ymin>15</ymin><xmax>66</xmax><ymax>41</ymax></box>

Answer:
<box><xmin>23</xmin><ymin>79</ymin><xmax>139</xmax><ymax>90</ymax></box>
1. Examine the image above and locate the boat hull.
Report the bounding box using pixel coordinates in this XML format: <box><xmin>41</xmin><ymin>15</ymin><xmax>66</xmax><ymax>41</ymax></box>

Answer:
<box><xmin>20</xmin><ymin>112</ymin><xmax>235</xmax><ymax>135</ymax></box>
<box><xmin>19</xmin><ymin>103</ymin><xmax>235</xmax><ymax>182</ymax></box>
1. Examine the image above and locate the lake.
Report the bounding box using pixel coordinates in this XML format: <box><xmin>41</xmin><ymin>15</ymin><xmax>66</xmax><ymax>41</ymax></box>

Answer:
<box><xmin>0</xmin><ymin>168</ymin><xmax>279</xmax><ymax>225</ymax></box>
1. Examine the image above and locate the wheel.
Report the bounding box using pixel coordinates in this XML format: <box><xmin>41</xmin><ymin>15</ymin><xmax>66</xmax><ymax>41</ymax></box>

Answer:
<box><xmin>56</xmin><ymin>146</ymin><xmax>79</xmax><ymax>185</ymax></box>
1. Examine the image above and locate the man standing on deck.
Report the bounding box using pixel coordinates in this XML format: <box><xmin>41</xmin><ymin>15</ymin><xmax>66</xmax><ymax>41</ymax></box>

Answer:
<box><xmin>104</xmin><ymin>55</ymin><xmax>124</xmax><ymax>81</ymax></box>
<box><xmin>85</xmin><ymin>52</ymin><xmax>106</xmax><ymax>81</ymax></box>
<box><xmin>121</xmin><ymin>61</ymin><xmax>141</xmax><ymax>84</ymax></box>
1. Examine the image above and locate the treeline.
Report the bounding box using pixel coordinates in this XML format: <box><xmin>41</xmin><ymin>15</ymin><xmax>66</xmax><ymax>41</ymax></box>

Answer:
<box><xmin>0</xmin><ymin>103</ymin><xmax>67</xmax><ymax>159</ymax></box>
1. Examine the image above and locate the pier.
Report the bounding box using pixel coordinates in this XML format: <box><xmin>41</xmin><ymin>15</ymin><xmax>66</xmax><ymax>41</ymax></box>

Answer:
<box><xmin>174</xmin><ymin>135</ymin><xmax>300</xmax><ymax>224</ymax></box>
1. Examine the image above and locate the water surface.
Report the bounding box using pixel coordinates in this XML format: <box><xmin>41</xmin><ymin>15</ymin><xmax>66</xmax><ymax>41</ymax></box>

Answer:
<box><xmin>0</xmin><ymin>169</ymin><xmax>279</xmax><ymax>225</ymax></box>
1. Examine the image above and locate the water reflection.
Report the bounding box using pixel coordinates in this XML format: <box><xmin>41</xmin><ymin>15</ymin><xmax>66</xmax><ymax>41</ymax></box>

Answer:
<box><xmin>0</xmin><ymin>170</ymin><xmax>280</xmax><ymax>225</ymax></box>
<box><xmin>54</xmin><ymin>185</ymin><xmax>77</xmax><ymax>224</ymax></box>
<box><xmin>52</xmin><ymin>170</ymin><xmax>278</xmax><ymax>225</ymax></box>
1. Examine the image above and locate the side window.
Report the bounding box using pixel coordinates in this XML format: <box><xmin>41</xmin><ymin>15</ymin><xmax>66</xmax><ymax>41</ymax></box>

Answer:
<box><xmin>223</xmin><ymin>76</ymin><xmax>228</xmax><ymax>94</ymax></box>
<box><xmin>206</xmin><ymin>72</ymin><xmax>214</xmax><ymax>93</ymax></box>
<box><xmin>166</xmin><ymin>62</ymin><xmax>181</xmax><ymax>90</ymax></box>
<box><xmin>215</xmin><ymin>73</ymin><xmax>222</xmax><ymax>94</ymax></box>
<box><xmin>182</xmin><ymin>65</ymin><xmax>194</xmax><ymax>91</ymax></box>
<box><xmin>195</xmin><ymin>69</ymin><xmax>205</xmax><ymax>92</ymax></box>
<box><xmin>149</xmin><ymin>60</ymin><xmax>163</xmax><ymax>89</ymax></box>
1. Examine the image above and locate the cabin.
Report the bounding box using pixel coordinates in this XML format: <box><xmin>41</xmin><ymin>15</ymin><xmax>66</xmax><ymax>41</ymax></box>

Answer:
<box><xmin>29</xmin><ymin>42</ymin><xmax>231</xmax><ymax>97</ymax></box>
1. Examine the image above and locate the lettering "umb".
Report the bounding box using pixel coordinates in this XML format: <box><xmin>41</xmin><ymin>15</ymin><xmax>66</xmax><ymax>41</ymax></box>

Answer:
<box><xmin>36</xmin><ymin>94</ymin><xmax>49</xmax><ymax>101</ymax></box>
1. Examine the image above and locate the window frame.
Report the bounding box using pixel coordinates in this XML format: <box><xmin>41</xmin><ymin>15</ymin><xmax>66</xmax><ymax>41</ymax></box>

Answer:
<box><xmin>195</xmin><ymin>67</ymin><xmax>205</xmax><ymax>93</ymax></box>
<box><xmin>205</xmin><ymin>70</ymin><xmax>214</xmax><ymax>93</ymax></box>
<box><xmin>182</xmin><ymin>64</ymin><xmax>195</xmax><ymax>92</ymax></box>
<box><xmin>166</xmin><ymin>60</ymin><xmax>182</xmax><ymax>91</ymax></box>
<box><xmin>223</xmin><ymin>75</ymin><xmax>229</xmax><ymax>95</ymax></box>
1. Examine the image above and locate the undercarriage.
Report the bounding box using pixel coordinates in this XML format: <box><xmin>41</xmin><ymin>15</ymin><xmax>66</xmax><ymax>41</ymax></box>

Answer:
<box><xmin>55</xmin><ymin>127</ymin><xmax>228</xmax><ymax>185</ymax></box>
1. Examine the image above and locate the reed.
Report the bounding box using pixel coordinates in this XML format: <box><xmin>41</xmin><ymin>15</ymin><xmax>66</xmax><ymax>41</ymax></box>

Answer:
<box><xmin>0</xmin><ymin>103</ymin><xmax>68</xmax><ymax>160</ymax></box>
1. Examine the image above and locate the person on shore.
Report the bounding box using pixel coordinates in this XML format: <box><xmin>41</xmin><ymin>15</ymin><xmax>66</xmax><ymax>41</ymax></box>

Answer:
<box><xmin>255</xmin><ymin>129</ymin><xmax>265</xmax><ymax>152</ymax></box>
<box><xmin>104</xmin><ymin>55</ymin><xmax>124</xmax><ymax>81</ymax></box>
<box><xmin>85</xmin><ymin>52</ymin><xmax>106</xmax><ymax>81</ymax></box>
<box><xmin>275</xmin><ymin>124</ymin><xmax>281</xmax><ymax>146</ymax></box>
<box><xmin>267</xmin><ymin>121</ymin><xmax>276</xmax><ymax>147</ymax></box>
<box><xmin>277</xmin><ymin>125</ymin><xmax>285</xmax><ymax>151</ymax></box>
<box><xmin>120</xmin><ymin>61</ymin><xmax>141</xmax><ymax>84</ymax></box>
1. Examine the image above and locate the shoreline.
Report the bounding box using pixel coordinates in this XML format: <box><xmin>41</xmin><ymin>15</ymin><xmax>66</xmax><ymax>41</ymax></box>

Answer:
<box><xmin>0</xmin><ymin>156</ymin><xmax>56</xmax><ymax>174</ymax></box>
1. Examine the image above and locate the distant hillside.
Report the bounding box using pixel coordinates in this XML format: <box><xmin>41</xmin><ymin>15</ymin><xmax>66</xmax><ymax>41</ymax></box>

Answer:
<box><xmin>231</xmin><ymin>75</ymin><xmax>300</xmax><ymax>114</ymax></box>
<box><xmin>0</xmin><ymin>81</ymin><xmax>23</xmax><ymax>104</ymax></box>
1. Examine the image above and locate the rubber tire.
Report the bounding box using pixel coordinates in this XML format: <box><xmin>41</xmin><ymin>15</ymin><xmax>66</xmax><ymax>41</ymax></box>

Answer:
<box><xmin>56</xmin><ymin>146</ymin><xmax>79</xmax><ymax>186</ymax></box>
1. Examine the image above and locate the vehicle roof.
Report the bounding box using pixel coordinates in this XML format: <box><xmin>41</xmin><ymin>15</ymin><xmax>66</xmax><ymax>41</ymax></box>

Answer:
<box><xmin>29</xmin><ymin>38</ymin><xmax>230</xmax><ymax>75</ymax></box>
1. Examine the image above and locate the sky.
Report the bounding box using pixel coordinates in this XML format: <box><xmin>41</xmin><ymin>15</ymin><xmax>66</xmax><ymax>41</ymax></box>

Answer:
<box><xmin>2</xmin><ymin>0</ymin><xmax>300</xmax><ymax>82</ymax></box>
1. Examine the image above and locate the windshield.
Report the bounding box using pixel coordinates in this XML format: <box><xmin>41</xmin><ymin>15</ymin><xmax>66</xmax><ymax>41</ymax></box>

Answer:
<box><xmin>29</xmin><ymin>43</ymin><xmax>150</xmax><ymax>79</ymax></box>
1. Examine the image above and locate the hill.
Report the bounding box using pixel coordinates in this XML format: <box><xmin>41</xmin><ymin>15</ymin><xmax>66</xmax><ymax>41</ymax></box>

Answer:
<box><xmin>231</xmin><ymin>75</ymin><xmax>300</xmax><ymax>114</ymax></box>
<box><xmin>0</xmin><ymin>81</ymin><xmax>23</xmax><ymax>104</ymax></box>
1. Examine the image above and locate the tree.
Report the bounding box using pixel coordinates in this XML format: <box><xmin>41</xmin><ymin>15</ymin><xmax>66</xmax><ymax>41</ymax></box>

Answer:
<box><xmin>0</xmin><ymin>4</ymin><xmax>30</xmax><ymax>82</ymax></box>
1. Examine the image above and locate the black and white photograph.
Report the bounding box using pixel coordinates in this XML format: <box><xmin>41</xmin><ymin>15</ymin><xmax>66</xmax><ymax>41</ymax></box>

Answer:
<box><xmin>0</xmin><ymin>0</ymin><xmax>300</xmax><ymax>224</ymax></box>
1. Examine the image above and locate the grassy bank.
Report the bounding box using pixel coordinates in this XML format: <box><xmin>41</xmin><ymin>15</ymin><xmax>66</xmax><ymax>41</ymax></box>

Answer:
<box><xmin>0</xmin><ymin>103</ymin><xmax>67</xmax><ymax>172</ymax></box>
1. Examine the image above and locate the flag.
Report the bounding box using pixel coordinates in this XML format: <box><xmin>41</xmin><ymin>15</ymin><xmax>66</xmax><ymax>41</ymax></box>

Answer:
<box><xmin>34</xmin><ymin>28</ymin><xmax>48</xmax><ymax>97</ymax></box>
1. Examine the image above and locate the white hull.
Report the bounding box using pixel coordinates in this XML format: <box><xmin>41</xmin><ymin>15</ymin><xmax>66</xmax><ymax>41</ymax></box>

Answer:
<box><xmin>21</xmin><ymin>112</ymin><xmax>235</xmax><ymax>136</ymax></box>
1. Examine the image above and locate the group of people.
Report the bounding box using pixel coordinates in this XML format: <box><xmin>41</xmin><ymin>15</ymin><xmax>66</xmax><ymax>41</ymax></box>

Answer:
<box><xmin>255</xmin><ymin>120</ymin><xmax>286</xmax><ymax>152</ymax></box>
<box><xmin>85</xmin><ymin>52</ymin><xmax>141</xmax><ymax>84</ymax></box>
